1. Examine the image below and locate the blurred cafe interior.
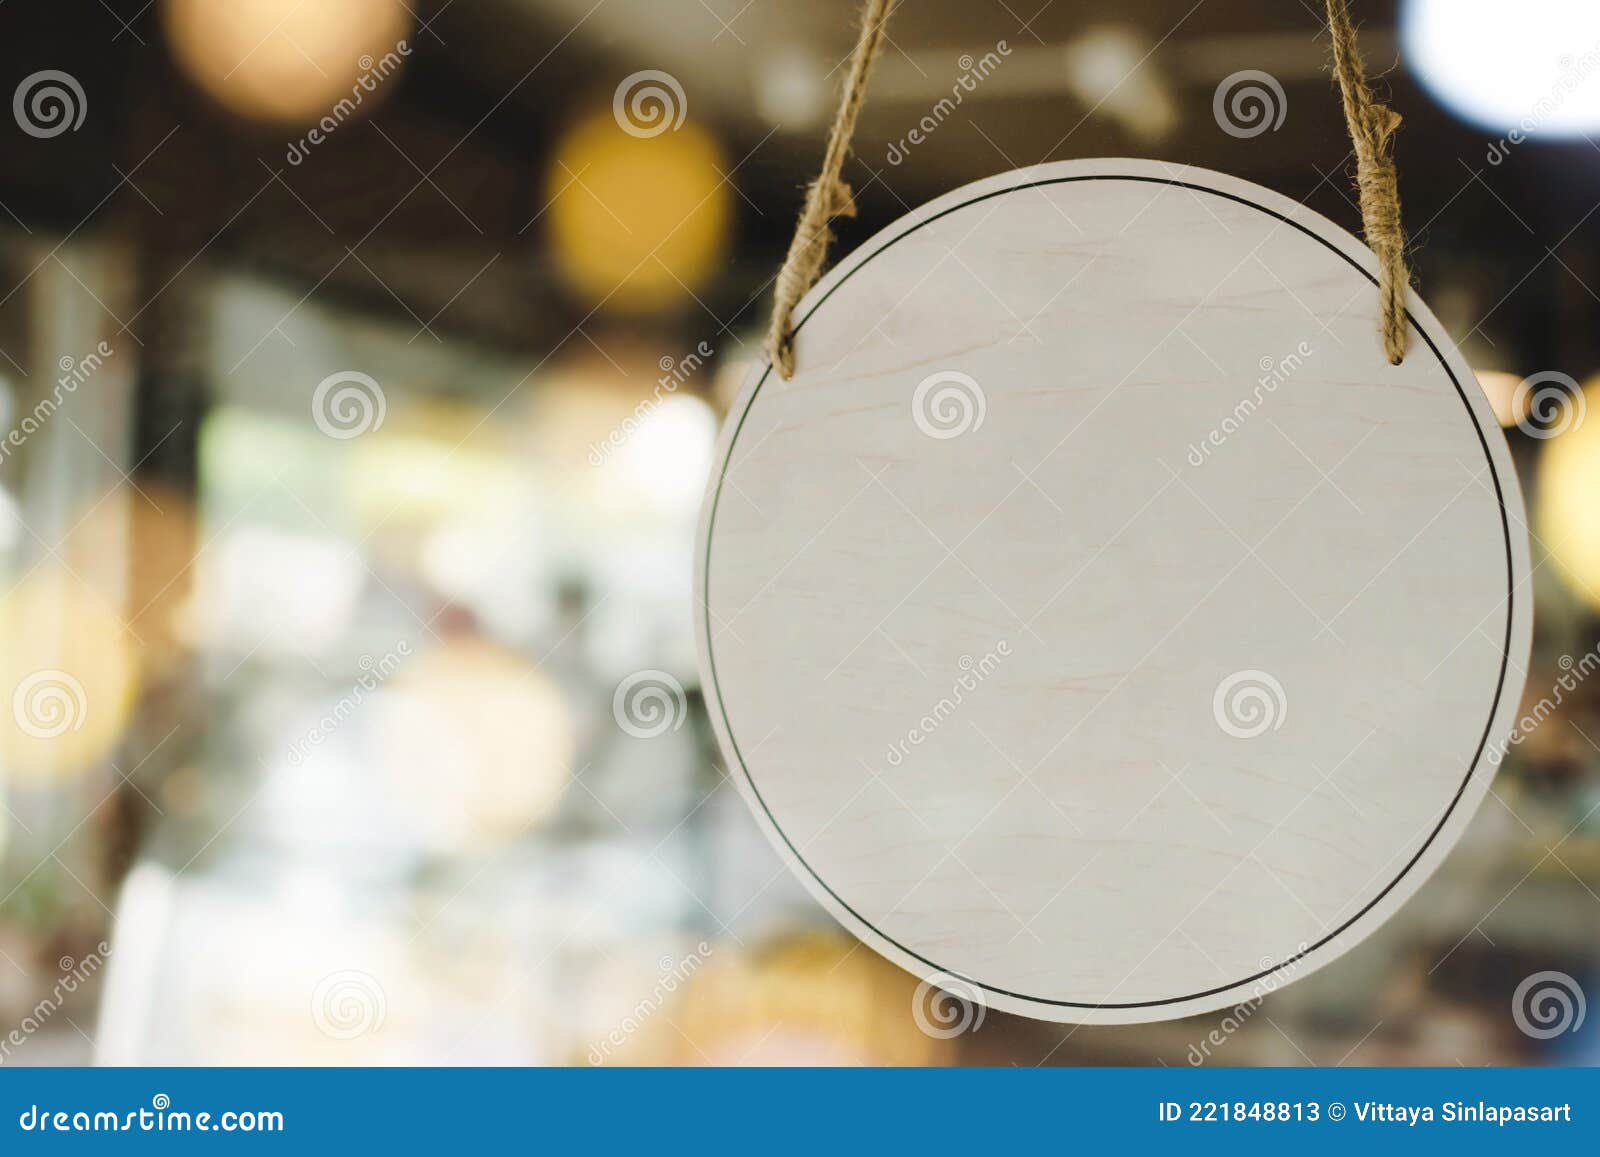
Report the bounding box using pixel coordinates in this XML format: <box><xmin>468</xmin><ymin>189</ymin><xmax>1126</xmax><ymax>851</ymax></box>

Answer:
<box><xmin>0</xmin><ymin>0</ymin><xmax>1598</xmax><ymax>1065</ymax></box>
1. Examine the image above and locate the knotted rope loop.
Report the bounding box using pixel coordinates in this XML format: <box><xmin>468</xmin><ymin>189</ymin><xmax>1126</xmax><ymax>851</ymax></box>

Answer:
<box><xmin>763</xmin><ymin>0</ymin><xmax>892</xmax><ymax>379</ymax></box>
<box><xmin>1325</xmin><ymin>0</ymin><xmax>1410</xmax><ymax>364</ymax></box>
<box><xmin>763</xmin><ymin>0</ymin><xmax>1411</xmax><ymax>374</ymax></box>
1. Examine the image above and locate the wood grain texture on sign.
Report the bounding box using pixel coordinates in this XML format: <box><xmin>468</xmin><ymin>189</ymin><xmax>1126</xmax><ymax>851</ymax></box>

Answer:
<box><xmin>696</xmin><ymin>160</ymin><xmax>1531</xmax><ymax>1024</ymax></box>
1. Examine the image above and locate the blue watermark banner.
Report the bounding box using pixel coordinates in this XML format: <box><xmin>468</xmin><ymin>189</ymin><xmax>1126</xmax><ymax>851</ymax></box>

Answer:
<box><xmin>0</xmin><ymin>1066</ymin><xmax>1591</xmax><ymax>1152</ymax></box>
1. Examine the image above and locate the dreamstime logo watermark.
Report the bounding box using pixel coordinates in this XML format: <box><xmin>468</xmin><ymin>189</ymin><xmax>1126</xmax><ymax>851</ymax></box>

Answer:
<box><xmin>613</xmin><ymin>70</ymin><xmax>686</xmax><ymax>138</ymax></box>
<box><xmin>13</xmin><ymin>70</ymin><xmax>86</xmax><ymax>138</ymax></box>
<box><xmin>911</xmin><ymin>972</ymin><xmax>986</xmax><ymax>1039</ymax></box>
<box><xmin>16</xmin><ymin>1094</ymin><xmax>282</xmax><ymax>1134</ymax></box>
<box><xmin>0</xmin><ymin>943</ymin><xmax>112</xmax><ymax>1064</ymax></box>
<box><xmin>912</xmin><ymin>370</ymin><xmax>986</xmax><ymax>439</ymax></box>
<box><xmin>12</xmin><ymin>669</ymin><xmax>87</xmax><ymax>740</ymax></box>
<box><xmin>312</xmin><ymin>370</ymin><xmax>386</xmax><ymax>439</ymax></box>
<box><xmin>885</xmin><ymin>42</ymin><xmax>1012</xmax><ymax>165</ymax></box>
<box><xmin>1212</xmin><ymin>669</ymin><xmax>1286</xmax><ymax>739</ymax></box>
<box><xmin>1511</xmin><ymin>370</ymin><xmax>1585</xmax><ymax>439</ymax></box>
<box><xmin>1511</xmin><ymin>970</ymin><xmax>1586</xmax><ymax>1040</ymax></box>
<box><xmin>311</xmin><ymin>970</ymin><xmax>387</xmax><ymax>1041</ymax></box>
<box><xmin>1187</xmin><ymin>341</ymin><xmax>1314</xmax><ymax>466</ymax></box>
<box><xmin>1486</xmin><ymin>41</ymin><xmax>1600</xmax><ymax>164</ymax></box>
<box><xmin>1489</xmin><ymin>644</ymin><xmax>1600</xmax><ymax>767</ymax></box>
<box><xmin>588</xmin><ymin>340</ymin><xmax>713</xmax><ymax>466</ymax></box>
<box><xmin>1186</xmin><ymin>946</ymin><xmax>1308</xmax><ymax>1064</ymax></box>
<box><xmin>613</xmin><ymin>669</ymin><xmax>687</xmax><ymax>739</ymax></box>
<box><xmin>1213</xmin><ymin>70</ymin><xmax>1287</xmax><ymax>139</ymax></box>
<box><xmin>287</xmin><ymin>642</ymin><xmax>412</xmax><ymax>766</ymax></box>
<box><xmin>0</xmin><ymin>341</ymin><xmax>114</xmax><ymax>464</ymax></box>
<box><xmin>885</xmin><ymin>642</ymin><xmax>1010</xmax><ymax>767</ymax></box>
<box><xmin>286</xmin><ymin>40</ymin><xmax>411</xmax><ymax>165</ymax></box>
<box><xmin>587</xmin><ymin>943</ymin><xmax>713</xmax><ymax>1064</ymax></box>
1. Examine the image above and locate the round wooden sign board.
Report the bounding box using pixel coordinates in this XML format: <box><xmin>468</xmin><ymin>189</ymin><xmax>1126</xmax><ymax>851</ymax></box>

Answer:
<box><xmin>696</xmin><ymin>160</ymin><xmax>1530</xmax><ymax>1024</ymax></box>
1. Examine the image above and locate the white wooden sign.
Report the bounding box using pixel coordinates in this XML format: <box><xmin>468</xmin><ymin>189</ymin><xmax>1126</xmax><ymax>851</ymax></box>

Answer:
<box><xmin>696</xmin><ymin>160</ymin><xmax>1530</xmax><ymax>1024</ymax></box>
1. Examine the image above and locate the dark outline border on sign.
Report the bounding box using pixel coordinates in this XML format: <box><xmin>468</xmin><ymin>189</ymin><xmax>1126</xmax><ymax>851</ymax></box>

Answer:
<box><xmin>701</xmin><ymin>173</ymin><xmax>1515</xmax><ymax>1011</ymax></box>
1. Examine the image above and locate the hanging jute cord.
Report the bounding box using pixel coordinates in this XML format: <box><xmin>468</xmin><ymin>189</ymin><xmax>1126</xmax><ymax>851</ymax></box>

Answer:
<box><xmin>764</xmin><ymin>0</ymin><xmax>1409</xmax><ymax>376</ymax></box>
<box><xmin>763</xmin><ymin>0</ymin><xmax>893</xmax><ymax>379</ymax></box>
<box><xmin>1324</xmin><ymin>0</ymin><xmax>1409</xmax><ymax>364</ymax></box>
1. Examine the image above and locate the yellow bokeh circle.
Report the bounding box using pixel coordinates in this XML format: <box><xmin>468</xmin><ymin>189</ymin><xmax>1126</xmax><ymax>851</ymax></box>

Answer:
<box><xmin>164</xmin><ymin>0</ymin><xmax>412</xmax><ymax>123</ymax></box>
<box><xmin>0</xmin><ymin>573</ymin><xmax>138</xmax><ymax>783</ymax></box>
<box><xmin>545</xmin><ymin>111</ymin><xmax>732</xmax><ymax>313</ymax></box>
<box><xmin>1536</xmin><ymin>376</ymin><xmax>1600</xmax><ymax>609</ymax></box>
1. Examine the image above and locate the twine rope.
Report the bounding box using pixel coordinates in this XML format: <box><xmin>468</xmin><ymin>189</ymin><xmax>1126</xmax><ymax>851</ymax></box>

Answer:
<box><xmin>1325</xmin><ymin>0</ymin><xmax>1409</xmax><ymax>364</ymax></box>
<box><xmin>764</xmin><ymin>0</ymin><xmax>1410</xmax><ymax>375</ymax></box>
<box><xmin>763</xmin><ymin>0</ymin><xmax>893</xmax><ymax>379</ymax></box>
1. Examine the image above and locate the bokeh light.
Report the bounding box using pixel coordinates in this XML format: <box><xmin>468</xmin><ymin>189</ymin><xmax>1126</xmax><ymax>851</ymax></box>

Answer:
<box><xmin>376</xmin><ymin>638</ymin><xmax>576</xmax><ymax>851</ymax></box>
<box><xmin>0</xmin><ymin>571</ymin><xmax>138</xmax><ymax>783</ymax></box>
<box><xmin>1537</xmin><ymin>376</ymin><xmax>1600</xmax><ymax>608</ymax></box>
<box><xmin>609</xmin><ymin>933</ymin><xmax>954</xmax><ymax>1066</ymax></box>
<box><xmin>1476</xmin><ymin>369</ymin><xmax>1526</xmax><ymax>428</ymax></box>
<box><xmin>544</xmin><ymin>110</ymin><xmax>732</xmax><ymax>313</ymax></box>
<box><xmin>527</xmin><ymin>349</ymin><xmax>718</xmax><ymax>520</ymax></box>
<box><xmin>1402</xmin><ymin>0</ymin><xmax>1600</xmax><ymax>137</ymax></box>
<box><xmin>163</xmin><ymin>0</ymin><xmax>412</xmax><ymax>123</ymax></box>
<box><xmin>0</xmin><ymin>0</ymin><xmax>1593</xmax><ymax>1073</ymax></box>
